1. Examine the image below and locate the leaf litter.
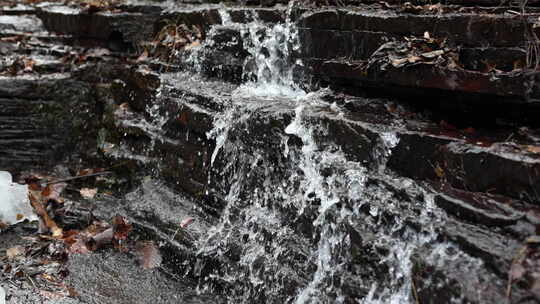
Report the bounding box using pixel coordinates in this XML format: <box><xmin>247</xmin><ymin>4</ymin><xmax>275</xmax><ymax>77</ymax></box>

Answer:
<box><xmin>360</xmin><ymin>31</ymin><xmax>461</xmax><ymax>72</ymax></box>
<box><xmin>0</xmin><ymin>168</ymin><xmax>162</xmax><ymax>302</ymax></box>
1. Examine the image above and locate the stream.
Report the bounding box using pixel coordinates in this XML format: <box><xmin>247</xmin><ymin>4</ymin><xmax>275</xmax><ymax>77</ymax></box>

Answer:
<box><xmin>110</xmin><ymin>4</ymin><xmax>494</xmax><ymax>303</ymax></box>
<box><xmin>2</xmin><ymin>0</ymin><xmax>539</xmax><ymax>303</ymax></box>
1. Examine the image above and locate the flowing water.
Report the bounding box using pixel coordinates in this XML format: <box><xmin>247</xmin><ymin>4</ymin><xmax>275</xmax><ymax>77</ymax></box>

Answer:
<box><xmin>193</xmin><ymin>5</ymin><xmax>436</xmax><ymax>302</ymax></box>
<box><xmin>119</xmin><ymin>3</ymin><xmax>491</xmax><ymax>303</ymax></box>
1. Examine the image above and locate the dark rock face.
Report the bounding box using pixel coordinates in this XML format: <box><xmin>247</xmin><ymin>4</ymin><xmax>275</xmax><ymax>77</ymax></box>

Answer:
<box><xmin>3</xmin><ymin>1</ymin><xmax>540</xmax><ymax>303</ymax></box>
<box><xmin>0</xmin><ymin>74</ymin><xmax>97</xmax><ymax>172</ymax></box>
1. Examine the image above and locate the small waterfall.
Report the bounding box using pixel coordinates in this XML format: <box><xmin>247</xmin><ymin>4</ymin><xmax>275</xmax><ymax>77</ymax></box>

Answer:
<box><xmin>201</xmin><ymin>88</ymin><xmax>451</xmax><ymax>303</ymax></box>
<box><xmin>120</xmin><ymin>2</ymin><xmax>496</xmax><ymax>303</ymax></box>
<box><xmin>219</xmin><ymin>3</ymin><xmax>306</xmax><ymax>98</ymax></box>
<box><xmin>196</xmin><ymin>3</ymin><xmax>443</xmax><ymax>303</ymax></box>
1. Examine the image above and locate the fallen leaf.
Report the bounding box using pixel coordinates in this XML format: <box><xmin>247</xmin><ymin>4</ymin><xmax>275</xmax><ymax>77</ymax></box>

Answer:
<box><xmin>68</xmin><ymin>238</ymin><xmax>91</xmax><ymax>254</ymax></box>
<box><xmin>379</xmin><ymin>1</ymin><xmax>391</xmax><ymax>8</ymax></box>
<box><xmin>67</xmin><ymin>287</ymin><xmax>79</xmax><ymax>297</ymax></box>
<box><xmin>481</xmin><ymin>60</ymin><xmax>497</xmax><ymax>73</ymax></box>
<box><xmin>1</xmin><ymin>36</ymin><xmax>22</xmax><ymax>42</ymax></box>
<box><xmin>184</xmin><ymin>40</ymin><xmax>201</xmax><ymax>50</ymax></box>
<box><xmin>526</xmin><ymin>145</ymin><xmax>540</xmax><ymax>154</ymax></box>
<box><xmin>391</xmin><ymin>57</ymin><xmax>408</xmax><ymax>67</ymax></box>
<box><xmin>509</xmin><ymin>262</ymin><xmax>526</xmax><ymax>281</ymax></box>
<box><xmin>136</xmin><ymin>49</ymin><xmax>149</xmax><ymax>62</ymax></box>
<box><xmin>407</xmin><ymin>55</ymin><xmax>422</xmax><ymax>63</ymax></box>
<box><xmin>513</xmin><ymin>59</ymin><xmax>525</xmax><ymax>71</ymax></box>
<box><xmin>85</xmin><ymin>220</ymin><xmax>111</xmax><ymax>235</ymax></box>
<box><xmin>421</xmin><ymin>50</ymin><xmax>444</xmax><ymax>59</ymax></box>
<box><xmin>6</xmin><ymin>246</ymin><xmax>25</xmax><ymax>260</ymax></box>
<box><xmin>137</xmin><ymin>241</ymin><xmax>162</xmax><ymax>269</ymax></box>
<box><xmin>177</xmin><ymin>111</ymin><xmax>189</xmax><ymax>125</ymax></box>
<box><xmin>80</xmin><ymin>188</ymin><xmax>97</xmax><ymax>199</ymax></box>
<box><xmin>42</xmin><ymin>182</ymin><xmax>67</xmax><ymax>203</ymax></box>
<box><xmin>462</xmin><ymin>127</ymin><xmax>475</xmax><ymax>134</ymax></box>
<box><xmin>118</xmin><ymin>103</ymin><xmax>130</xmax><ymax>111</ymax></box>
<box><xmin>23</xmin><ymin>58</ymin><xmax>35</xmax><ymax>72</ymax></box>
<box><xmin>180</xmin><ymin>217</ymin><xmax>194</xmax><ymax>228</ymax></box>
<box><xmin>112</xmin><ymin>215</ymin><xmax>132</xmax><ymax>241</ymax></box>
<box><xmin>39</xmin><ymin>290</ymin><xmax>66</xmax><ymax>300</ymax></box>
<box><xmin>427</xmin><ymin>3</ymin><xmax>442</xmax><ymax>12</ymax></box>
<box><xmin>434</xmin><ymin>164</ymin><xmax>444</xmax><ymax>178</ymax></box>
<box><xmin>86</xmin><ymin>227</ymin><xmax>113</xmax><ymax>251</ymax></box>
<box><xmin>112</xmin><ymin>215</ymin><xmax>132</xmax><ymax>251</ymax></box>
<box><xmin>77</xmin><ymin>168</ymin><xmax>105</xmax><ymax>176</ymax></box>
<box><xmin>29</xmin><ymin>191</ymin><xmax>63</xmax><ymax>238</ymax></box>
<box><xmin>41</xmin><ymin>273</ymin><xmax>56</xmax><ymax>282</ymax></box>
<box><xmin>526</xmin><ymin>235</ymin><xmax>540</xmax><ymax>244</ymax></box>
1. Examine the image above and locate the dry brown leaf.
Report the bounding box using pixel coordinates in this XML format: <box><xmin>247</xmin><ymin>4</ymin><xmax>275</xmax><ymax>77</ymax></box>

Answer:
<box><xmin>6</xmin><ymin>246</ymin><xmax>25</xmax><ymax>260</ymax></box>
<box><xmin>23</xmin><ymin>58</ymin><xmax>35</xmax><ymax>72</ymax></box>
<box><xmin>1</xmin><ymin>36</ymin><xmax>22</xmax><ymax>42</ymax></box>
<box><xmin>462</xmin><ymin>127</ymin><xmax>475</xmax><ymax>134</ymax></box>
<box><xmin>407</xmin><ymin>55</ymin><xmax>422</xmax><ymax>63</ymax></box>
<box><xmin>29</xmin><ymin>191</ymin><xmax>63</xmax><ymax>237</ymax></box>
<box><xmin>42</xmin><ymin>182</ymin><xmax>67</xmax><ymax>203</ymax></box>
<box><xmin>513</xmin><ymin>59</ymin><xmax>525</xmax><ymax>71</ymax></box>
<box><xmin>137</xmin><ymin>241</ymin><xmax>162</xmax><ymax>269</ymax></box>
<box><xmin>39</xmin><ymin>290</ymin><xmax>67</xmax><ymax>300</ymax></box>
<box><xmin>391</xmin><ymin>57</ymin><xmax>408</xmax><ymax>68</ymax></box>
<box><xmin>184</xmin><ymin>40</ymin><xmax>201</xmax><ymax>50</ymax></box>
<box><xmin>80</xmin><ymin>188</ymin><xmax>97</xmax><ymax>199</ymax></box>
<box><xmin>68</xmin><ymin>238</ymin><xmax>91</xmax><ymax>254</ymax></box>
<box><xmin>77</xmin><ymin>168</ymin><xmax>105</xmax><ymax>176</ymax></box>
<box><xmin>526</xmin><ymin>145</ymin><xmax>540</xmax><ymax>154</ymax></box>
<box><xmin>434</xmin><ymin>164</ymin><xmax>444</xmax><ymax>178</ymax></box>
<box><xmin>112</xmin><ymin>215</ymin><xmax>132</xmax><ymax>241</ymax></box>
<box><xmin>86</xmin><ymin>227</ymin><xmax>114</xmax><ymax>251</ymax></box>
<box><xmin>481</xmin><ymin>60</ymin><xmax>497</xmax><ymax>73</ymax></box>
<box><xmin>88</xmin><ymin>216</ymin><xmax>133</xmax><ymax>252</ymax></box>
<box><xmin>67</xmin><ymin>287</ymin><xmax>79</xmax><ymax>297</ymax></box>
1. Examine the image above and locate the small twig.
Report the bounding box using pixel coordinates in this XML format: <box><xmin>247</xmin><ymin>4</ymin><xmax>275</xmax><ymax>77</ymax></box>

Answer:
<box><xmin>29</xmin><ymin>192</ymin><xmax>63</xmax><ymax>238</ymax></box>
<box><xmin>26</xmin><ymin>274</ymin><xmax>38</xmax><ymax>290</ymax></box>
<box><xmin>411</xmin><ymin>278</ymin><xmax>421</xmax><ymax>304</ymax></box>
<box><xmin>45</xmin><ymin>171</ymin><xmax>112</xmax><ymax>185</ymax></box>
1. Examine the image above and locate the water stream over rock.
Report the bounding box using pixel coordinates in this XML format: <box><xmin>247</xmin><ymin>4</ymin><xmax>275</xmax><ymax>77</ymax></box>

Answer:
<box><xmin>3</xmin><ymin>1</ymin><xmax>540</xmax><ymax>303</ymax></box>
<box><xmin>117</xmin><ymin>5</ymin><xmax>500</xmax><ymax>302</ymax></box>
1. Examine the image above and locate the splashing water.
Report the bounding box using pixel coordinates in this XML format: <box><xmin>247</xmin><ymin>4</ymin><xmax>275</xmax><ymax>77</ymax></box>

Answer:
<box><xmin>134</xmin><ymin>2</ymin><xmax>491</xmax><ymax>304</ymax></box>
<box><xmin>219</xmin><ymin>3</ymin><xmax>306</xmax><ymax>98</ymax></box>
<box><xmin>197</xmin><ymin>3</ymin><xmax>439</xmax><ymax>303</ymax></box>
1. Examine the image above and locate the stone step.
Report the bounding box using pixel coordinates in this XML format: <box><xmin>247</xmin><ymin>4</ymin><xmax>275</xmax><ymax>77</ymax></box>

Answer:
<box><xmin>106</xmin><ymin>67</ymin><xmax>540</xmax><ymax>206</ymax></box>
<box><xmin>299</xmin><ymin>9</ymin><xmax>538</xmax><ymax>48</ymax></box>
<box><xmin>308</xmin><ymin>58</ymin><xmax>538</xmax><ymax>100</ymax></box>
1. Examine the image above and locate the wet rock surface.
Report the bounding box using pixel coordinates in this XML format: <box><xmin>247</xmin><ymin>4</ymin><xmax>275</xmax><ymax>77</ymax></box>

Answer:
<box><xmin>2</xmin><ymin>0</ymin><xmax>540</xmax><ymax>303</ymax></box>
